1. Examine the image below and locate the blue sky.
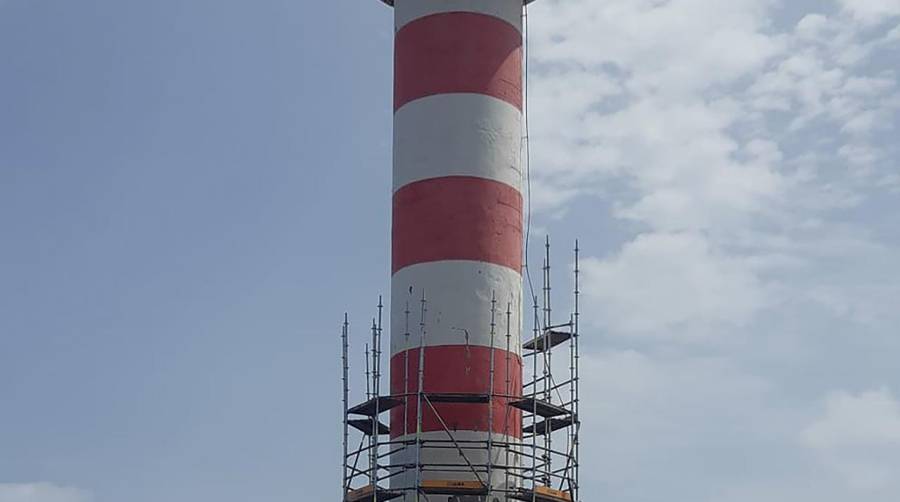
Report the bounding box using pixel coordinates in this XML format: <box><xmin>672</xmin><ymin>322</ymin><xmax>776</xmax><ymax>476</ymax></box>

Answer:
<box><xmin>2</xmin><ymin>1</ymin><xmax>394</xmax><ymax>500</ymax></box>
<box><xmin>1</xmin><ymin>1</ymin><xmax>899</xmax><ymax>502</ymax></box>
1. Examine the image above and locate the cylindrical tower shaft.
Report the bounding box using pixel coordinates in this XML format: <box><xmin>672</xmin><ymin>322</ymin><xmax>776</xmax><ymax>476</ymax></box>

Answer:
<box><xmin>388</xmin><ymin>1</ymin><xmax>525</xmax><ymax>499</ymax></box>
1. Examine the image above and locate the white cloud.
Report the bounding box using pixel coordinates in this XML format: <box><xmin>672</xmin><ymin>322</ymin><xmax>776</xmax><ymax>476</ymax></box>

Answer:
<box><xmin>838</xmin><ymin>0</ymin><xmax>900</xmax><ymax>25</ymax></box>
<box><xmin>531</xmin><ymin>0</ymin><xmax>782</xmax><ymax>94</ymax></box>
<box><xmin>529</xmin><ymin>0</ymin><xmax>899</xmax><ymax>202</ymax></box>
<box><xmin>803</xmin><ymin>388</ymin><xmax>900</xmax><ymax>490</ymax></box>
<box><xmin>525</xmin><ymin>0</ymin><xmax>900</xmax><ymax>499</ymax></box>
<box><xmin>804</xmin><ymin>388</ymin><xmax>900</xmax><ymax>448</ymax></box>
<box><xmin>582</xmin><ymin>232</ymin><xmax>771</xmax><ymax>337</ymax></box>
<box><xmin>528</xmin><ymin>0</ymin><xmax>786</xmax><ymax>199</ymax></box>
<box><xmin>582</xmin><ymin>349</ymin><xmax>772</xmax><ymax>435</ymax></box>
<box><xmin>580</xmin><ymin>349</ymin><xmax>773</xmax><ymax>479</ymax></box>
<box><xmin>0</xmin><ymin>484</ymin><xmax>90</xmax><ymax>502</ymax></box>
<box><xmin>887</xmin><ymin>23</ymin><xmax>900</xmax><ymax>41</ymax></box>
<box><xmin>528</xmin><ymin>0</ymin><xmax>900</xmax><ymax>327</ymax></box>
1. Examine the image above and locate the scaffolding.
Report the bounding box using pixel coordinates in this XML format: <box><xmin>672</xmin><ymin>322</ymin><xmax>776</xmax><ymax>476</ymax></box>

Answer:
<box><xmin>341</xmin><ymin>241</ymin><xmax>582</xmax><ymax>502</ymax></box>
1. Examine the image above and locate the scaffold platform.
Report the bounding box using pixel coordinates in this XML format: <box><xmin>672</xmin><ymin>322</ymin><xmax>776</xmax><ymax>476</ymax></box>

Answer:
<box><xmin>425</xmin><ymin>393</ymin><xmax>491</xmax><ymax>404</ymax></box>
<box><xmin>419</xmin><ymin>480</ymin><xmax>488</xmax><ymax>496</ymax></box>
<box><xmin>510</xmin><ymin>397</ymin><xmax>572</xmax><ymax>418</ymax></box>
<box><xmin>347</xmin><ymin>418</ymin><xmax>389</xmax><ymax>436</ymax></box>
<box><xmin>347</xmin><ymin>396</ymin><xmax>401</xmax><ymax>417</ymax></box>
<box><xmin>523</xmin><ymin>329</ymin><xmax>573</xmax><ymax>352</ymax></box>
<box><xmin>510</xmin><ymin>486</ymin><xmax>574</xmax><ymax>502</ymax></box>
<box><xmin>523</xmin><ymin>415</ymin><xmax>580</xmax><ymax>435</ymax></box>
<box><xmin>345</xmin><ymin>485</ymin><xmax>402</xmax><ymax>502</ymax></box>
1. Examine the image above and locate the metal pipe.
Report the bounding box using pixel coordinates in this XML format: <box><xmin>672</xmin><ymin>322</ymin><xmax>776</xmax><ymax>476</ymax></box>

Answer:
<box><xmin>342</xmin><ymin>315</ymin><xmax>350</xmax><ymax>498</ymax></box>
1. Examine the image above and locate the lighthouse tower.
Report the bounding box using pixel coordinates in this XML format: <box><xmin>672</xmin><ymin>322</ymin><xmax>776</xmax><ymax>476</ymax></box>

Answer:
<box><xmin>342</xmin><ymin>2</ymin><xmax>581</xmax><ymax>501</ymax></box>
<box><xmin>389</xmin><ymin>1</ymin><xmax>525</xmax><ymax>498</ymax></box>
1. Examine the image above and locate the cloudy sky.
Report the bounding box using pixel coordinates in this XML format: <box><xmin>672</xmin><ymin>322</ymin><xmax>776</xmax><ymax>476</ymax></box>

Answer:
<box><xmin>1</xmin><ymin>0</ymin><xmax>898</xmax><ymax>501</ymax></box>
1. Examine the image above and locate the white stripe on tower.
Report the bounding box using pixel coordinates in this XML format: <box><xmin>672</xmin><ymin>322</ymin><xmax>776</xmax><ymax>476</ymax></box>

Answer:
<box><xmin>393</xmin><ymin>94</ymin><xmax>523</xmax><ymax>192</ymax></box>
<box><xmin>390</xmin><ymin>0</ymin><xmax>525</xmax><ymax>498</ymax></box>
<box><xmin>391</xmin><ymin>262</ymin><xmax>522</xmax><ymax>354</ymax></box>
<box><xmin>390</xmin><ymin>432</ymin><xmax>523</xmax><ymax>491</ymax></box>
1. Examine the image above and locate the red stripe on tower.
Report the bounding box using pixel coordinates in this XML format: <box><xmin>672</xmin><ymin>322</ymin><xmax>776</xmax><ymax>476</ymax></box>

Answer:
<box><xmin>392</xmin><ymin>176</ymin><xmax>523</xmax><ymax>274</ymax></box>
<box><xmin>389</xmin><ymin>346</ymin><xmax>523</xmax><ymax>438</ymax></box>
<box><xmin>394</xmin><ymin>12</ymin><xmax>523</xmax><ymax>111</ymax></box>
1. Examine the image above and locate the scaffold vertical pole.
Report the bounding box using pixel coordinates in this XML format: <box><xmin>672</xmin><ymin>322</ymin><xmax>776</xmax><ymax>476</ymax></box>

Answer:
<box><xmin>342</xmin><ymin>314</ymin><xmax>350</xmax><ymax>499</ymax></box>
<box><xmin>531</xmin><ymin>295</ymin><xmax>540</xmax><ymax>501</ymax></box>
<box><xmin>415</xmin><ymin>292</ymin><xmax>427</xmax><ymax>502</ymax></box>
<box><xmin>573</xmin><ymin>240</ymin><xmax>581</xmax><ymax>502</ymax></box>
<box><xmin>542</xmin><ymin>238</ymin><xmax>552</xmax><ymax>487</ymax></box>
<box><xmin>370</xmin><ymin>318</ymin><xmax>379</xmax><ymax>490</ymax></box>
<box><xmin>488</xmin><ymin>291</ymin><xmax>497</xmax><ymax>495</ymax></box>
<box><xmin>505</xmin><ymin>301</ymin><xmax>513</xmax><ymax>497</ymax></box>
<box><xmin>403</xmin><ymin>302</ymin><xmax>411</xmax><ymax>439</ymax></box>
<box><xmin>365</xmin><ymin>343</ymin><xmax>371</xmax><ymax>401</ymax></box>
<box><xmin>375</xmin><ymin>296</ymin><xmax>385</xmax><ymax>498</ymax></box>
